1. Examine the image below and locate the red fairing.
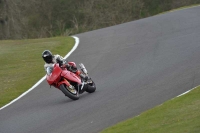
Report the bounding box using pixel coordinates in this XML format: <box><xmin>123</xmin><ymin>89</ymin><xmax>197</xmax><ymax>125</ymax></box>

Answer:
<box><xmin>61</xmin><ymin>69</ymin><xmax>81</xmax><ymax>84</ymax></box>
<box><xmin>46</xmin><ymin>64</ymin><xmax>62</xmax><ymax>85</ymax></box>
<box><xmin>46</xmin><ymin>63</ymin><xmax>81</xmax><ymax>88</ymax></box>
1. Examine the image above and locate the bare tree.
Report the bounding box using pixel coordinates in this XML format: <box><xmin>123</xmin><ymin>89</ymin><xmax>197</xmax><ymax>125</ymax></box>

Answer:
<box><xmin>0</xmin><ymin>0</ymin><xmax>200</xmax><ymax>40</ymax></box>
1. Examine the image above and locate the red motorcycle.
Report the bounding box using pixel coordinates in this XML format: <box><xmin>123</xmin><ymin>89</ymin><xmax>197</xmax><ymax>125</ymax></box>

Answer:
<box><xmin>46</xmin><ymin>62</ymin><xmax>96</xmax><ymax>100</ymax></box>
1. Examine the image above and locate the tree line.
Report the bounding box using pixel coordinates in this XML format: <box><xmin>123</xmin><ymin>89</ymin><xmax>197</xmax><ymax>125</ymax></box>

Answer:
<box><xmin>0</xmin><ymin>0</ymin><xmax>200</xmax><ymax>40</ymax></box>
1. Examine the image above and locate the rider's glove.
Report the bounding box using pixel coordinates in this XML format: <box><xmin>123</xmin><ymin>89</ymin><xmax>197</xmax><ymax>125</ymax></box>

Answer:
<box><xmin>65</xmin><ymin>64</ymin><xmax>70</xmax><ymax>69</ymax></box>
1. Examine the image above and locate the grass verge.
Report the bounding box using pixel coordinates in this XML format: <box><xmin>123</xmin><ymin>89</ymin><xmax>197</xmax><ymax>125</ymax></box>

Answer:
<box><xmin>0</xmin><ymin>36</ymin><xmax>74</xmax><ymax>108</ymax></box>
<box><xmin>101</xmin><ymin>86</ymin><xmax>200</xmax><ymax>133</ymax></box>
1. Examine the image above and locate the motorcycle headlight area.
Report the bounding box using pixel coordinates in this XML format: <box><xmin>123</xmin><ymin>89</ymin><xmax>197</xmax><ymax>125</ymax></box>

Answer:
<box><xmin>46</xmin><ymin>66</ymin><xmax>53</xmax><ymax>75</ymax></box>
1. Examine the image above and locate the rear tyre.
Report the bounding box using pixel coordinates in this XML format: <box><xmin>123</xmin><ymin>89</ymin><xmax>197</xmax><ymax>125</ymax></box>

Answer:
<box><xmin>86</xmin><ymin>79</ymin><xmax>96</xmax><ymax>93</ymax></box>
<box><xmin>60</xmin><ymin>84</ymin><xmax>79</xmax><ymax>100</ymax></box>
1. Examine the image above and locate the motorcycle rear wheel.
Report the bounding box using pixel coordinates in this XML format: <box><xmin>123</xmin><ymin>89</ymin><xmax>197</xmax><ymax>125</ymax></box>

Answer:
<box><xmin>86</xmin><ymin>79</ymin><xmax>96</xmax><ymax>93</ymax></box>
<box><xmin>60</xmin><ymin>84</ymin><xmax>79</xmax><ymax>100</ymax></box>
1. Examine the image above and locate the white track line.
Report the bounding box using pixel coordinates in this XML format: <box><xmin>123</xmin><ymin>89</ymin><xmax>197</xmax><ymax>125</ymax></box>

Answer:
<box><xmin>177</xmin><ymin>85</ymin><xmax>199</xmax><ymax>97</ymax></box>
<box><xmin>0</xmin><ymin>36</ymin><xmax>79</xmax><ymax>111</ymax></box>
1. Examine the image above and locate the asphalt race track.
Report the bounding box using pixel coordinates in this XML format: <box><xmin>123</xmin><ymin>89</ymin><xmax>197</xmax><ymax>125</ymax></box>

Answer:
<box><xmin>1</xmin><ymin>6</ymin><xmax>200</xmax><ymax>133</ymax></box>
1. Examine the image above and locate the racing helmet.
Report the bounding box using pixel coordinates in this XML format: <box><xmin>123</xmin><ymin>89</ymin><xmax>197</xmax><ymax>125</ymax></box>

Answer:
<box><xmin>42</xmin><ymin>50</ymin><xmax>53</xmax><ymax>63</ymax></box>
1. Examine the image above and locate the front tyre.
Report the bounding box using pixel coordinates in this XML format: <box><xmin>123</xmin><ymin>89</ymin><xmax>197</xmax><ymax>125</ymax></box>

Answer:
<box><xmin>60</xmin><ymin>84</ymin><xmax>79</xmax><ymax>100</ymax></box>
<box><xmin>86</xmin><ymin>79</ymin><xmax>96</xmax><ymax>93</ymax></box>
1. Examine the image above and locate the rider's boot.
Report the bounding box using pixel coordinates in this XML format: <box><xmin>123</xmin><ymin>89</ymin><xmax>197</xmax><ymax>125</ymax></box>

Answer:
<box><xmin>76</xmin><ymin>70</ymin><xmax>88</xmax><ymax>81</ymax></box>
<box><xmin>69</xmin><ymin>64</ymin><xmax>88</xmax><ymax>81</ymax></box>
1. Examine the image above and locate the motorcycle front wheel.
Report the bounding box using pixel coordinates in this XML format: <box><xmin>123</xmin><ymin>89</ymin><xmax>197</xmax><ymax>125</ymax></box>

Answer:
<box><xmin>60</xmin><ymin>84</ymin><xmax>79</xmax><ymax>100</ymax></box>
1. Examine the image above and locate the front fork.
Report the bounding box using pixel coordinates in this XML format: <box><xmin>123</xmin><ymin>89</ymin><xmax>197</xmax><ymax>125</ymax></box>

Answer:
<box><xmin>58</xmin><ymin>79</ymin><xmax>70</xmax><ymax>86</ymax></box>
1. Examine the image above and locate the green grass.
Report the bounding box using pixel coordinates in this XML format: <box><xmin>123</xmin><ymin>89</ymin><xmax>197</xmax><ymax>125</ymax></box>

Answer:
<box><xmin>0</xmin><ymin>36</ymin><xmax>74</xmax><ymax>108</ymax></box>
<box><xmin>101</xmin><ymin>86</ymin><xmax>200</xmax><ymax>133</ymax></box>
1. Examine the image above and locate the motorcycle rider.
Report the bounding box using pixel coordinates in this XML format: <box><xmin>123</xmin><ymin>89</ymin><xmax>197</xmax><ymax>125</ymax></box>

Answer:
<box><xmin>42</xmin><ymin>50</ymin><xmax>88</xmax><ymax>81</ymax></box>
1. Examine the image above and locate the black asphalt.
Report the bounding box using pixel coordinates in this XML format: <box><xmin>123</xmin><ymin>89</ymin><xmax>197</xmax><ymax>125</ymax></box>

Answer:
<box><xmin>1</xmin><ymin>6</ymin><xmax>200</xmax><ymax>133</ymax></box>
